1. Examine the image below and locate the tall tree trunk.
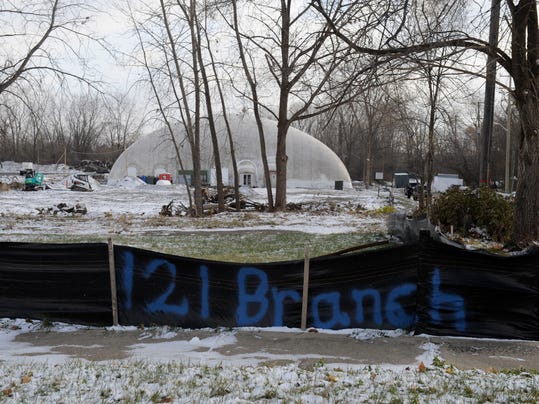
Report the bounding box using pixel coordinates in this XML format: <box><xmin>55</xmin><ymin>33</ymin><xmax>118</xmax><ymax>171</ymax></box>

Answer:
<box><xmin>426</xmin><ymin>102</ymin><xmax>436</xmax><ymax>210</ymax></box>
<box><xmin>274</xmin><ymin>0</ymin><xmax>291</xmax><ymax>211</ymax></box>
<box><xmin>512</xmin><ymin>98</ymin><xmax>539</xmax><ymax>243</ymax></box>
<box><xmin>275</xmin><ymin>118</ymin><xmax>289</xmax><ymax>210</ymax></box>
<box><xmin>253</xmin><ymin>107</ymin><xmax>275</xmax><ymax>210</ymax></box>
<box><xmin>183</xmin><ymin>0</ymin><xmax>203</xmax><ymax>216</ymax></box>
<box><xmin>510</xmin><ymin>0</ymin><xmax>539</xmax><ymax>243</ymax></box>
<box><xmin>204</xmin><ymin>25</ymin><xmax>241</xmax><ymax>211</ymax></box>
<box><xmin>195</xmin><ymin>13</ymin><xmax>224</xmax><ymax>212</ymax></box>
<box><xmin>365</xmin><ymin>137</ymin><xmax>372</xmax><ymax>188</ymax></box>
<box><xmin>160</xmin><ymin>0</ymin><xmax>201</xmax><ymax>215</ymax></box>
<box><xmin>231</xmin><ymin>0</ymin><xmax>274</xmax><ymax>210</ymax></box>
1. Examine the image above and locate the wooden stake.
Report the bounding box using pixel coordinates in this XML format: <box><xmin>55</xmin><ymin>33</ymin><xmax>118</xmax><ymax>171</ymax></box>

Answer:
<box><xmin>301</xmin><ymin>245</ymin><xmax>311</xmax><ymax>330</ymax></box>
<box><xmin>108</xmin><ymin>237</ymin><xmax>119</xmax><ymax>326</ymax></box>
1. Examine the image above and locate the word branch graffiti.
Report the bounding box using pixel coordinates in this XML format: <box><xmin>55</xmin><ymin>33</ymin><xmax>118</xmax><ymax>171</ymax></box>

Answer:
<box><xmin>117</xmin><ymin>250</ymin><xmax>466</xmax><ymax>332</ymax></box>
<box><xmin>3</xmin><ymin>240</ymin><xmax>536</xmax><ymax>339</ymax></box>
<box><xmin>236</xmin><ymin>267</ymin><xmax>417</xmax><ymax>329</ymax></box>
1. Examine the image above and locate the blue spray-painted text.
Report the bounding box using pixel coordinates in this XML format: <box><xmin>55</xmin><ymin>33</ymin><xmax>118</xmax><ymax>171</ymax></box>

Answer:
<box><xmin>118</xmin><ymin>251</ymin><xmax>466</xmax><ymax>331</ymax></box>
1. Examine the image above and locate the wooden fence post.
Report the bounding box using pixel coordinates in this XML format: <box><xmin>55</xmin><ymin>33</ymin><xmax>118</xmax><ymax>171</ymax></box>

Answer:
<box><xmin>301</xmin><ymin>245</ymin><xmax>311</xmax><ymax>330</ymax></box>
<box><xmin>107</xmin><ymin>237</ymin><xmax>119</xmax><ymax>326</ymax></box>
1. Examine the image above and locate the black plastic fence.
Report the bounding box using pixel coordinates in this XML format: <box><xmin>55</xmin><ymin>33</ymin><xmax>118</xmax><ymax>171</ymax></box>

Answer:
<box><xmin>1</xmin><ymin>236</ymin><xmax>538</xmax><ymax>339</ymax></box>
<box><xmin>0</xmin><ymin>243</ymin><xmax>111</xmax><ymax>325</ymax></box>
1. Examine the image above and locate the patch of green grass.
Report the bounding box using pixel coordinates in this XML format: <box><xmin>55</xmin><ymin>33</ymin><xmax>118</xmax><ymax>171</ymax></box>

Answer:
<box><xmin>368</xmin><ymin>205</ymin><xmax>396</xmax><ymax>216</ymax></box>
<box><xmin>432</xmin><ymin>356</ymin><xmax>446</xmax><ymax>368</ymax></box>
<box><xmin>2</xmin><ymin>230</ymin><xmax>386</xmax><ymax>263</ymax></box>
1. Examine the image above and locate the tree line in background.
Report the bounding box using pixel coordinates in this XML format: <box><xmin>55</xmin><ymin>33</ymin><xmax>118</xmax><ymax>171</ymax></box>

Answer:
<box><xmin>0</xmin><ymin>0</ymin><xmax>536</xmax><ymax>244</ymax></box>
<box><xmin>304</xmin><ymin>85</ymin><xmax>517</xmax><ymax>192</ymax></box>
<box><xmin>0</xmin><ymin>90</ymin><xmax>145</xmax><ymax>166</ymax></box>
<box><xmin>0</xmin><ymin>1</ymin><xmax>146</xmax><ymax>167</ymax></box>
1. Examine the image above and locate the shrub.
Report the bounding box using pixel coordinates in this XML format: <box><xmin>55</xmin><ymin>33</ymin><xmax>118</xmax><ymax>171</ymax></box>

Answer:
<box><xmin>368</xmin><ymin>205</ymin><xmax>396</xmax><ymax>216</ymax></box>
<box><xmin>430</xmin><ymin>187</ymin><xmax>513</xmax><ymax>242</ymax></box>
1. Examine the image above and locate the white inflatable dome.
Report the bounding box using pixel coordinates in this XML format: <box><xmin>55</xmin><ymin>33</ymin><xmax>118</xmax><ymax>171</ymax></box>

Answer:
<box><xmin>109</xmin><ymin>115</ymin><xmax>352</xmax><ymax>189</ymax></box>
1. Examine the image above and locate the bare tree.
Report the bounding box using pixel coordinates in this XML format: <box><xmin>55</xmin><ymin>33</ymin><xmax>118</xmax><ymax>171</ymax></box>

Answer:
<box><xmin>203</xmin><ymin>16</ymin><xmax>242</xmax><ymax>211</ymax></box>
<box><xmin>224</xmin><ymin>1</ymin><xmax>355</xmax><ymax>210</ymax></box>
<box><xmin>0</xmin><ymin>1</ymin><xmax>104</xmax><ymax>97</ymax></box>
<box><xmin>125</xmin><ymin>1</ymin><xmax>195</xmax><ymax>210</ymax></box>
<box><xmin>0</xmin><ymin>87</ymin><xmax>62</xmax><ymax>164</ymax></box>
<box><xmin>313</xmin><ymin>0</ymin><xmax>539</xmax><ymax>244</ymax></box>
<box><xmin>354</xmin><ymin>87</ymin><xmax>398</xmax><ymax>188</ymax></box>
<box><xmin>65</xmin><ymin>93</ymin><xmax>103</xmax><ymax>163</ymax></box>
<box><xmin>439</xmin><ymin>125</ymin><xmax>476</xmax><ymax>185</ymax></box>
<box><xmin>403</xmin><ymin>0</ymin><xmax>469</xmax><ymax>210</ymax></box>
<box><xmin>229</xmin><ymin>0</ymin><xmax>274</xmax><ymax>210</ymax></box>
<box><xmin>124</xmin><ymin>0</ymin><xmax>207</xmax><ymax>214</ymax></box>
<box><xmin>0</xmin><ymin>98</ymin><xmax>27</xmax><ymax>161</ymax></box>
<box><xmin>102</xmin><ymin>92</ymin><xmax>147</xmax><ymax>161</ymax></box>
<box><xmin>398</xmin><ymin>109</ymin><xmax>429</xmax><ymax>181</ymax></box>
<box><xmin>0</xmin><ymin>1</ymin><xmax>124</xmax><ymax>167</ymax></box>
<box><xmin>506</xmin><ymin>0</ymin><xmax>539</xmax><ymax>244</ymax></box>
<box><xmin>194</xmin><ymin>8</ymin><xmax>225</xmax><ymax>212</ymax></box>
<box><xmin>170</xmin><ymin>0</ymin><xmax>204</xmax><ymax>216</ymax></box>
<box><xmin>302</xmin><ymin>106</ymin><xmax>360</xmax><ymax>178</ymax></box>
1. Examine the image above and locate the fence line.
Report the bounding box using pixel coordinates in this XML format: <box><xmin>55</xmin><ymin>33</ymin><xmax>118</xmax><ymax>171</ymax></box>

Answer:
<box><xmin>1</xmin><ymin>238</ymin><xmax>538</xmax><ymax>339</ymax></box>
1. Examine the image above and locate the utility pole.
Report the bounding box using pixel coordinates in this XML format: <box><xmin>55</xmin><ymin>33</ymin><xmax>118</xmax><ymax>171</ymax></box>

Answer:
<box><xmin>476</xmin><ymin>101</ymin><xmax>481</xmax><ymax>185</ymax></box>
<box><xmin>504</xmin><ymin>94</ymin><xmax>512</xmax><ymax>193</ymax></box>
<box><xmin>479</xmin><ymin>0</ymin><xmax>501</xmax><ymax>186</ymax></box>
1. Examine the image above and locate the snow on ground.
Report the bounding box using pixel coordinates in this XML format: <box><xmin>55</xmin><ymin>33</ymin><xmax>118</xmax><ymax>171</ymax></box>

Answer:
<box><xmin>0</xmin><ymin>178</ymin><xmax>390</xmax><ymax>218</ymax></box>
<box><xmin>4</xmin><ymin>163</ymin><xmax>536</xmax><ymax>401</ymax></box>
<box><xmin>0</xmin><ymin>162</ymin><xmax>403</xmax><ymax>239</ymax></box>
<box><xmin>0</xmin><ymin>319</ymin><xmax>538</xmax><ymax>403</ymax></box>
<box><xmin>0</xmin><ymin>320</ymin><xmax>416</xmax><ymax>367</ymax></box>
<box><xmin>6</xmin><ymin>357</ymin><xmax>531</xmax><ymax>404</ymax></box>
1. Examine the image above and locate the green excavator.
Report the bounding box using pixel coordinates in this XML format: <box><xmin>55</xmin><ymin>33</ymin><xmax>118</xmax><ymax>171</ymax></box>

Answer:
<box><xmin>20</xmin><ymin>165</ymin><xmax>46</xmax><ymax>191</ymax></box>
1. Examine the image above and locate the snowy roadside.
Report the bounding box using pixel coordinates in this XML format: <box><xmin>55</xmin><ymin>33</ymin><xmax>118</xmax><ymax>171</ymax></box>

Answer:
<box><xmin>1</xmin><ymin>319</ymin><xmax>539</xmax><ymax>403</ymax></box>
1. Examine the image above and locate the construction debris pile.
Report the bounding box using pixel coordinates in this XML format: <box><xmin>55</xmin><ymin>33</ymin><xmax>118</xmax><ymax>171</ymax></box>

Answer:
<box><xmin>159</xmin><ymin>197</ymin><xmax>266</xmax><ymax>217</ymax></box>
<box><xmin>36</xmin><ymin>203</ymin><xmax>88</xmax><ymax>216</ymax></box>
<box><xmin>75</xmin><ymin>160</ymin><xmax>111</xmax><ymax>174</ymax></box>
<box><xmin>160</xmin><ymin>191</ymin><xmax>366</xmax><ymax>217</ymax></box>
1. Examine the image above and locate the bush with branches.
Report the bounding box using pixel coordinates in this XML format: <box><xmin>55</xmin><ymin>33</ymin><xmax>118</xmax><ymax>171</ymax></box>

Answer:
<box><xmin>430</xmin><ymin>187</ymin><xmax>514</xmax><ymax>243</ymax></box>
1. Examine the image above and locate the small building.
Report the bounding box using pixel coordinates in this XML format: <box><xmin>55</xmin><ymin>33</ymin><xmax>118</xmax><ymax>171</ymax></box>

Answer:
<box><xmin>393</xmin><ymin>173</ymin><xmax>410</xmax><ymax>188</ymax></box>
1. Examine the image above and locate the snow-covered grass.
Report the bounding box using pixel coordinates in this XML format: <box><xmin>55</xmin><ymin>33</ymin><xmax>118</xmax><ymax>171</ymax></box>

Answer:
<box><xmin>0</xmin><ymin>319</ymin><xmax>538</xmax><ymax>403</ymax></box>
<box><xmin>2</xmin><ymin>359</ymin><xmax>539</xmax><ymax>403</ymax></box>
<box><xmin>0</xmin><ymin>163</ymin><xmax>403</xmax><ymax>260</ymax></box>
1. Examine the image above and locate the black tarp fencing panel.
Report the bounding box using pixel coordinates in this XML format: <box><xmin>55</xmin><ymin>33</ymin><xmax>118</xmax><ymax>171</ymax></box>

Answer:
<box><xmin>306</xmin><ymin>244</ymin><xmax>419</xmax><ymax>330</ymax></box>
<box><xmin>415</xmin><ymin>238</ymin><xmax>539</xmax><ymax>340</ymax></box>
<box><xmin>0</xmin><ymin>242</ymin><xmax>111</xmax><ymax>325</ymax></box>
<box><xmin>2</xmin><ymin>239</ymin><xmax>539</xmax><ymax>340</ymax></box>
<box><xmin>114</xmin><ymin>245</ymin><xmax>305</xmax><ymax>328</ymax></box>
<box><xmin>114</xmin><ymin>244</ymin><xmax>420</xmax><ymax>330</ymax></box>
